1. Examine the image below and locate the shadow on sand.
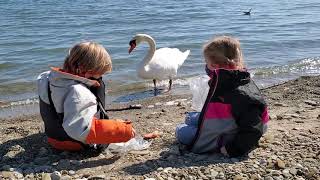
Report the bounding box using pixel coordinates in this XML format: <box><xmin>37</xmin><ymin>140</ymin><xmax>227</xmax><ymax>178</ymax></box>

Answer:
<box><xmin>0</xmin><ymin>133</ymin><xmax>120</xmax><ymax>173</ymax></box>
<box><xmin>122</xmin><ymin>141</ymin><xmax>249</xmax><ymax>176</ymax></box>
<box><xmin>1</xmin><ymin>132</ymin><xmax>248</xmax><ymax>175</ymax></box>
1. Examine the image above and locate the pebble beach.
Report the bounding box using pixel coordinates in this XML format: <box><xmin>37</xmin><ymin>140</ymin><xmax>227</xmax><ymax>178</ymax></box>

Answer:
<box><xmin>0</xmin><ymin>75</ymin><xmax>319</xmax><ymax>180</ymax></box>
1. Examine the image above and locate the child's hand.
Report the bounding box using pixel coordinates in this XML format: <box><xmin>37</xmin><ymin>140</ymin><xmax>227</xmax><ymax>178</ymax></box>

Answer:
<box><xmin>143</xmin><ymin>131</ymin><xmax>160</xmax><ymax>140</ymax></box>
<box><xmin>118</xmin><ymin>119</ymin><xmax>135</xmax><ymax>138</ymax></box>
<box><xmin>132</xmin><ymin>128</ymin><xmax>136</xmax><ymax>138</ymax></box>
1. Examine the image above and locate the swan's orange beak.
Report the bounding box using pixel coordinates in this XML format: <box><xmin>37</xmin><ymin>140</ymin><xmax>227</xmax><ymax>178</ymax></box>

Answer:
<box><xmin>129</xmin><ymin>40</ymin><xmax>136</xmax><ymax>54</ymax></box>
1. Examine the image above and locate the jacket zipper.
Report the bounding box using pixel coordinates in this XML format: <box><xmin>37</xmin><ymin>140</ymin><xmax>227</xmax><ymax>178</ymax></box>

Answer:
<box><xmin>188</xmin><ymin>69</ymin><xmax>220</xmax><ymax>149</ymax></box>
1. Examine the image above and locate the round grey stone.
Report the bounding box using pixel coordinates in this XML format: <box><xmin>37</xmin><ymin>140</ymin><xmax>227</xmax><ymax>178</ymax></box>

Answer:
<box><xmin>42</xmin><ymin>173</ymin><xmax>51</xmax><ymax>180</ymax></box>
<box><xmin>289</xmin><ymin>168</ymin><xmax>297</xmax><ymax>175</ymax></box>
<box><xmin>294</xmin><ymin>163</ymin><xmax>303</xmax><ymax>169</ymax></box>
<box><xmin>61</xmin><ymin>175</ymin><xmax>72</xmax><ymax>180</ymax></box>
<box><xmin>51</xmin><ymin>171</ymin><xmax>62</xmax><ymax>180</ymax></box>
<box><xmin>264</xmin><ymin>176</ymin><xmax>274</xmax><ymax>180</ymax></box>
<box><xmin>163</xmin><ymin>167</ymin><xmax>172</xmax><ymax>173</ymax></box>
<box><xmin>68</xmin><ymin>170</ymin><xmax>76</xmax><ymax>175</ymax></box>
<box><xmin>210</xmin><ymin>170</ymin><xmax>218</xmax><ymax>178</ymax></box>
<box><xmin>88</xmin><ymin>174</ymin><xmax>106</xmax><ymax>179</ymax></box>
<box><xmin>282</xmin><ymin>169</ymin><xmax>291</xmax><ymax>178</ymax></box>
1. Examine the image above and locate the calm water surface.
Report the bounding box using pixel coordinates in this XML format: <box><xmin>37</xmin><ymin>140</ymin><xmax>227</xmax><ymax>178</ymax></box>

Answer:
<box><xmin>1</xmin><ymin>0</ymin><xmax>320</xmax><ymax>114</ymax></box>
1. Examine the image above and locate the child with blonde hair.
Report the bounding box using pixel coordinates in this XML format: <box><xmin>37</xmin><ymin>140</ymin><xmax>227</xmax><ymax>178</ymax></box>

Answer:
<box><xmin>38</xmin><ymin>42</ymin><xmax>135</xmax><ymax>151</ymax></box>
<box><xmin>176</xmin><ymin>36</ymin><xmax>269</xmax><ymax>157</ymax></box>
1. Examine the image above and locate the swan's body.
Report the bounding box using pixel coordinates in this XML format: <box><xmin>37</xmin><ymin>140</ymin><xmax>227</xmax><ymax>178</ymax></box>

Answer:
<box><xmin>129</xmin><ymin>34</ymin><xmax>190</xmax><ymax>95</ymax></box>
<box><xmin>137</xmin><ymin>47</ymin><xmax>189</xmax><ymax>80</ymax></box>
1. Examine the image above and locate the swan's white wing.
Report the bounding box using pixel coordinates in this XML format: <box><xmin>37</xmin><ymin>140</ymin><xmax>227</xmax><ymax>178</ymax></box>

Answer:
<box><xmin>138</xmin><ymin>47</ymin><xmax>190</xmax><ymax>80</ymax></box>
<box><xmin>152</xmin><ymin>48</ymin><xmax>190</xmax><ymax>67</ymax></box>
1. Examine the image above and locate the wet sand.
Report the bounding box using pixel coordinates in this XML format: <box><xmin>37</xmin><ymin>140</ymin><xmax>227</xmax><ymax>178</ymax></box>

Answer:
<box><xmin>0</xmin><ymin>76</ymin><xmax>319</xmax><ymax>179</ymax></box>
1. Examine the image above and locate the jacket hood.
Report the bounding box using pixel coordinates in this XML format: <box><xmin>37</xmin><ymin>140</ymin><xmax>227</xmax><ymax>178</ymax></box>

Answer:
<box><xmin>49</xmin><ymin>67</ymin><xmax>100</xmax><ymax>87</ymax></box>
<box><xmin>209</xmin><ymin>69</ymin><xmax>251</xmax><ymax>94</ymax></box>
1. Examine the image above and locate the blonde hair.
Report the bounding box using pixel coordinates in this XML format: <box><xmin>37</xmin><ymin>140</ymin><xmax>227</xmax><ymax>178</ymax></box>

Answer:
<box><xmin>203</xmin><ymin>36</ymin><xmax>244</xmax><ymax>69</ymax></box>
<box><xmin>63</xmin><ymin>42</ymin><xmax>112</xmax><ymax>75</ymax></box>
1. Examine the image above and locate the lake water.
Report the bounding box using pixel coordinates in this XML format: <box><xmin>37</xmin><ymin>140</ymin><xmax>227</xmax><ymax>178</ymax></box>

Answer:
<box><xmin>1</xmin><ymin>0</ymin><xmax>320</xmax><ymax>117</ymax></box>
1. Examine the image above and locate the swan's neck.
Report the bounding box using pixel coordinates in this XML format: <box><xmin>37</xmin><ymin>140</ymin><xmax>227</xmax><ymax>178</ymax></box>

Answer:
<box><xmin>141</xmin><ymin>36</ymin><xmax>156</xmax><ymax>66</ymax></box>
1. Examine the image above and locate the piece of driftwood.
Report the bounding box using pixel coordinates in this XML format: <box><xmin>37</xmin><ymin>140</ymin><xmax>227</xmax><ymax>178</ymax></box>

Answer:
<box><xmin>105</xmin><ymin>104</ymin><xmax>142</xmax><ymax>112</ymax></box>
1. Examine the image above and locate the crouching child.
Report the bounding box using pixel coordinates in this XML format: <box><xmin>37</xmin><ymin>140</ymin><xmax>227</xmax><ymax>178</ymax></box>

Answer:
<box><xmin>176</xmin><ymin>36</ymin><xmax>269</xmax><ymax>157</ymax></box>
<box><xmin>37</xmin><ymin>42</ymin><xmax>135</xmax><ymax>151</ymax></box>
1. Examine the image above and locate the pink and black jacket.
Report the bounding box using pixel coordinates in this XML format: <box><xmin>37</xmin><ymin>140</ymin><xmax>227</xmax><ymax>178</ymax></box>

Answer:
<box><xmin>189</xmin><ymin>69</ymin><xmax>269</xmax><ymax>157</ymax></box>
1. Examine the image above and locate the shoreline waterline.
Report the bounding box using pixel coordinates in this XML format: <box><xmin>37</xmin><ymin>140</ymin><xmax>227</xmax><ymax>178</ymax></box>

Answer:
<box><xmin>2</xmin><ymin>56</ymin><xmax>320</xmax><ymax>103</ymax></box>
<box><xmin>1</xmin><ymin>73</ymin><xmax>319</xmax><ymax>120</ymax></box>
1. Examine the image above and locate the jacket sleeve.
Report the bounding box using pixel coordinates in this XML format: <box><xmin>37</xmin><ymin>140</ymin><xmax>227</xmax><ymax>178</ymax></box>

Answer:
<box><xmin>86</xmin><ymin>118</ymin><xmax>133</xmax><ymax>144</ymax></box>
<box><xmin>225</xmin><ymin>103</ymin><xmax>264</xmax><ymax>157</ymax></box>
<box><xmin>63</xmin><ymin>85</ymin><xmax>133</xmax><ymax>144</ymax></box>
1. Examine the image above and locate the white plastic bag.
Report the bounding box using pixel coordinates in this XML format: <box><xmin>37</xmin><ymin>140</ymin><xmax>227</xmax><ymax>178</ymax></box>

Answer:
<box><xmin>189</xmin><ymin>75</ymin><xmax>210</xmax><ymax>112</ymax></box>
<box><xmin>106</xmin><ymin>136</ymin><xmax>151</xmax><ymax>154</ymax></box>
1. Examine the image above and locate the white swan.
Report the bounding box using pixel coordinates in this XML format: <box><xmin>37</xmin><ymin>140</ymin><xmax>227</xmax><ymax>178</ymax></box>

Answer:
<box><xmin>128</xmin><ymin>34</ymin><xmax>190</xmax><ymax>95</ymax></box>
